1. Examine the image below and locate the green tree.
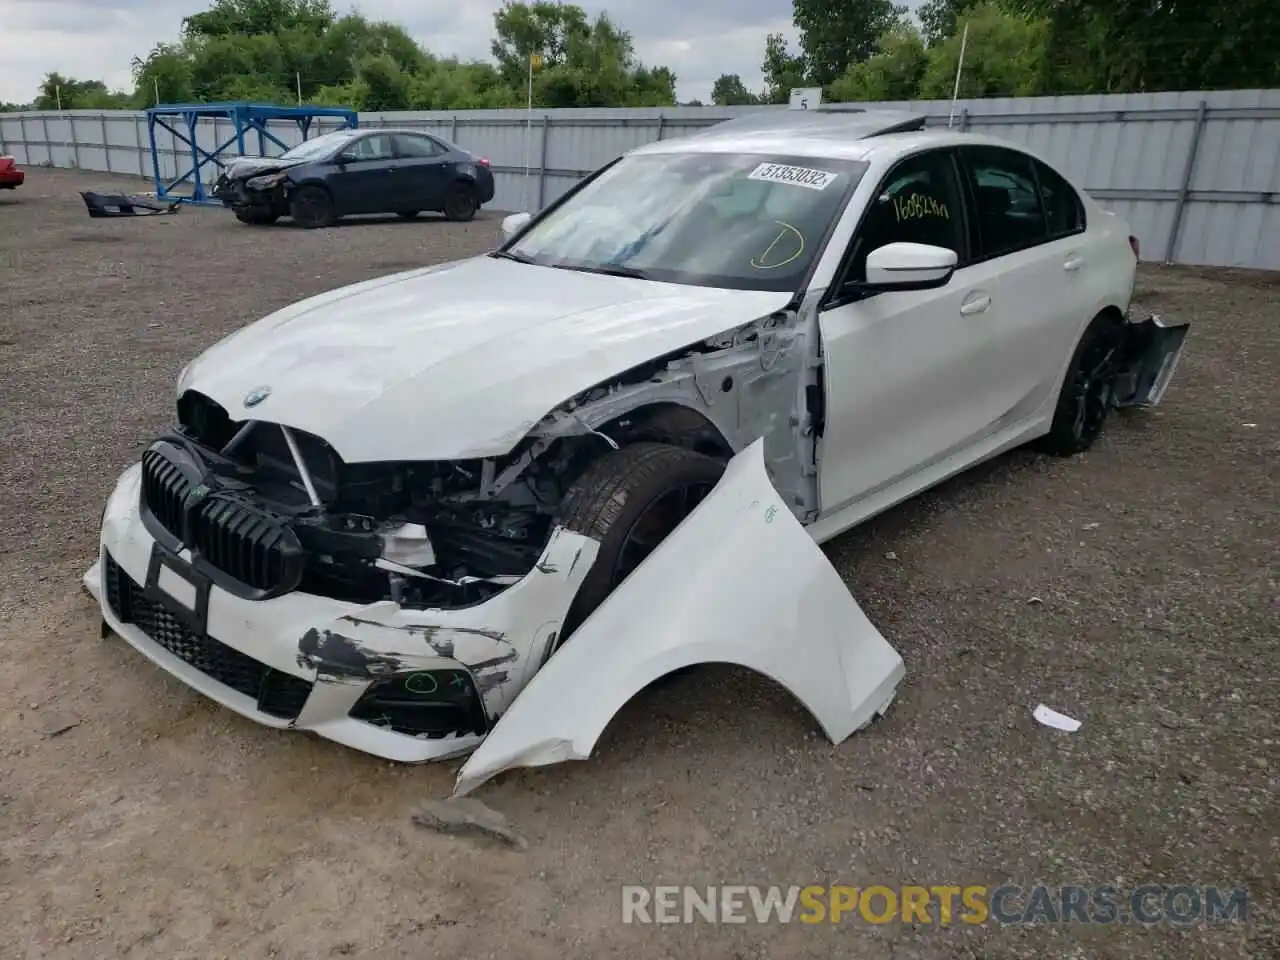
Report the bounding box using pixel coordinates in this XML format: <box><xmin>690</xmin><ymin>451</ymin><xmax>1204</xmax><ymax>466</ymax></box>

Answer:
<box><xmin>1008</xmin><ymin>0</ymin><xmax>1280</xmax><ymax>92</ymax></box>
<box><xmin>711</xmin><ymin>74</ymin><xmax>759</xmax><ymax>105</ymax></box>
<box><xmin>23</xmin><ymin>0</ymin><xmax>681</xmax><ymax>113</ymax></box>
<box><xmin>491</xmin><ymin>0</ymin><xmax>590</xmax><ymax>84</ymax></box>
<box><xmin>918</xmin><ymin>2</ymin><xmax>1050</xmax><ymax>98</ymax></box>
<box><xmin>35</xmin><ymin>73</ymin><xmax>131</xmax><ymax>110</ymax></box>
<box><xmin>916</xmin><ymin>0</ymin><xmax>977</xmax><ymax>45</ymax></box>
<box><xmin>524</xmin><ymin>9</ymin><xmax>676</xmax><ymax>107</ymax></box>
<box><xmin>131</xmin><ymin>43</ymin><xmax>196</xmax><ymax>105</ymax></box>
<box><xmin>182</xmin><ymin>0</ymin><xmax>335</xmax><ymax>41</ymax></box>
<box><xmin>829</xmin><ymin>24</ymin><xmax>927</xmax><ymax>101</ymax></box>
<box><xmin>408</xmin><ymin>58</ymin><xmax>515</xmax><ymax>110</ymax></box>
<box><xmin>760</xmin><ymin>33</ymin><xmax>807</xmax><ymax>103</ymax></box>
<box><xmin>188</xmin><ymin>33</ymin><xmax>288</xmax><ymax>101</ymax></box>
<box><xmin>793</xmin><ymin>0</ymin><xmax>908</xmax><ymax>86</ymax></box>
<box><xmin>218</xmin><ymin>74</ymin><xmax>294</xmax><ymax>103</ymax></box>
<box><xmin>352</xmin><ymin>53</ymin><xmax>413</xmax><ymax>111</ymax></box>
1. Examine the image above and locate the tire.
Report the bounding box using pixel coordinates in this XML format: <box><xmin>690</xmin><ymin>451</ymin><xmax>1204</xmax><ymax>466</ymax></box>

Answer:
<box><xmin>556</xmin><ymin>442</ymin><xmax>725</xmax><ymax>641</ymax></box>
<box><xmin>442</xmin><ymin>183</ymin><xmax>478</xmax><ymax>222</ymax></box>
<box><xmin>290</xmin><ymin>185</ymin><xmax>335</xmax><ymax>229</ymax></box>
<box><xmin>1041</xmin><ymin>312</ymin><xmax>1125</xmax><ymax>456</ymax></box>
<box><xmin>396</xmin><ymin>210</ymin><xmax>420</xmax><ymax>220</ymax></box>
<box><xmin>234</xmin><ymin>209</ymin><xmax>278</xmax><ymax>226</ymax></box>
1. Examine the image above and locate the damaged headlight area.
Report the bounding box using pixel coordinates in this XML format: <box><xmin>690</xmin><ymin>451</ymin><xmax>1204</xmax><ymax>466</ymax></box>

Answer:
<box><xmin>143</xmin><ymin>391</ymin><xmax>595</xmax><ymax>609</ymax></box>
<box><xmin>244</xmin><ymin>171</ymin><xmax>289</xmax><ymax>191</ymax></box>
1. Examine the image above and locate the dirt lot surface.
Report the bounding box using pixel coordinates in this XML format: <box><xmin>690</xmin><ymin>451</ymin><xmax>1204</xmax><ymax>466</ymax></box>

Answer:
<box><xmin>0</xmin><ymin>168</ymin><xmax>1276</xmax><ymax>959</ymax></box>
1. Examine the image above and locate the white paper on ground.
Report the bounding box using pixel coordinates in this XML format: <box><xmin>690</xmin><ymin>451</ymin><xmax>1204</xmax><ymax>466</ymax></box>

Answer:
<box><xmin>1034</xmin><ymin>704</ymin><xmax>1082</xmax><ymax>732</ymax></box>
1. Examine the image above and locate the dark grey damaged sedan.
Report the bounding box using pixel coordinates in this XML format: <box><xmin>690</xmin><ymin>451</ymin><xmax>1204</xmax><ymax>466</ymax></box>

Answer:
<box><xmin>212</xmin><ymin>127</ymin><xmax>496</xmax><ymax>228</ymax></box>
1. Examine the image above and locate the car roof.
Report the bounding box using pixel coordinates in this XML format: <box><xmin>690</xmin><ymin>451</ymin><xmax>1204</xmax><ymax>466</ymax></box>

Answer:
<box><xmin>630</xmin><ymin>111</ymin><xmax>1038</xmax><ymax>166</ymax></box>
<box><xmin>354</xmin><ymin>128</ymin><xmax>447</xmax><ymax>138</ymax></box>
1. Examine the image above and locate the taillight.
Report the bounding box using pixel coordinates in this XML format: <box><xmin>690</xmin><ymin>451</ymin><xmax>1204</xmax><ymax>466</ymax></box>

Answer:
<box><xmin>476</xmin><ymin>156</ymin><xmax>490</xmax><ymax>168</ymax></box>
<box><xmin>1128</xmin><ymin>235</ymin><xmax>1140</xmax><ymax>259</ymax></box>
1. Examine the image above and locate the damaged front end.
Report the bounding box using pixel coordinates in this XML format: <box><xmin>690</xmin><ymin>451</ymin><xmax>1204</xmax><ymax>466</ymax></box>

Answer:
<box><xmin>85</xmin><ymin>307</ymin><xmax>902</xmax><ymax>774</ymax></box>
<box><xmin>85</xmin><ymin>389</ymin><xmax>610</xmax><ymax>760</ymax></box>
<box><xmin>211</xmin><ymin>167</ymin><xmax>291</xmax><ymax>217</ymax></box>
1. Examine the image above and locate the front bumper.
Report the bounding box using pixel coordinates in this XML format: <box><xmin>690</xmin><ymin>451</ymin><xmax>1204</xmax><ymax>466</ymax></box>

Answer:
<box><xmin>212</xmin><ymin>178</ymin><xmax>280</xmax><ymax>210</ymax></box>
<box><xmin>85</xmin><ymin>463</ymin><xmax>598</xmax><ymax>762</ymax></box>
<box><xmin>0</xmin><ymin>170</ymin><xmax>23</xmax><ymax>187</ymax></box>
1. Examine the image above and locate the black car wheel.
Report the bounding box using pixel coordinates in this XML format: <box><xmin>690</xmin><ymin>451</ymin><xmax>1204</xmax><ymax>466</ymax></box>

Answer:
<box><xmin>442</xmin><ymin>184</ymin><xmax>478</xmax><ymax>222</ymax></box>
<box><xmin>555</xmin><ymin>443</ymin><xmax>724</xmax><ymax>643</ymax></box>
<box><xmin>1042</xmin><ymin>312</ymin><xmax>1124</xmax><ymax>456</ymax></box>
<box><xmin>290</xmin><ymin>185</ymin><xmax>335</xmax><ymax>229</ymax></box>
<box><xmin>234</xmin><ymin>209</ymin><xmax>279</xmax><ymax>226</ymax></box>
<box><xmin>396</xmin><ymin>210</ymin><xmax>420</xmax><ymax>220</ymax></box>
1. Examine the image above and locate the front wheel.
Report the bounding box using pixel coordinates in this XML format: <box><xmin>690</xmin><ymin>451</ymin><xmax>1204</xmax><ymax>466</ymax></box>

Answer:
<box><xmin>442</xmin><ymin>184</ymin><xmax>477</xmax><ymax>222</ymax></box>
<box><xmin>290</xmin><ymin>185</ymin><xmax>335</xmax><ymax>229</ymax></box>
<box><xmin>1041</xmin><ymin>312</ymin><xmax>1124</xmax><ymax>456</ymax></box>
<box><xmin>555</xmin><ymin>443</ymin><xmax>725</xmax><ymax>641</ymax></box>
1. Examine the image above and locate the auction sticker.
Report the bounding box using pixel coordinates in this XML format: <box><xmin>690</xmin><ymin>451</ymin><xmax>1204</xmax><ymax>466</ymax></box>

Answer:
<box><xmin>747</xmin><ymin>162</ymin><xmax>839</xmax><ymax>191</ymax></box>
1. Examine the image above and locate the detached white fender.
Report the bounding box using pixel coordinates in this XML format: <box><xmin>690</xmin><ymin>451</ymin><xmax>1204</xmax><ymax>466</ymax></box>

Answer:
<box><xmin>453</xmin><ymin>438</ymin><xmax>905</xmax><ymax>796</ymax></box>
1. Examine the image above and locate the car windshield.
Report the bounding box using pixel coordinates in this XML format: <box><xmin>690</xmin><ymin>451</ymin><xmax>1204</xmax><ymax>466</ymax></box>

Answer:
<box><xmin>505</xmin><ymin>152</ymin><xmax>868</xmax><ymax>292</ymax></box>
<box><xmin>279</xmin><ymin>130</ymin><xmax>357</xmax><ymax>162</ymax></box>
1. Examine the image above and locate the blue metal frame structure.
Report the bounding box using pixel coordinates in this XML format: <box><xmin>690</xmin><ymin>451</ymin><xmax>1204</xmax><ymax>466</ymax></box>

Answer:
<box><xmin>145</xmin><ymin>102</ymin><xmax>358</xmax><ymax>205</ymax></box>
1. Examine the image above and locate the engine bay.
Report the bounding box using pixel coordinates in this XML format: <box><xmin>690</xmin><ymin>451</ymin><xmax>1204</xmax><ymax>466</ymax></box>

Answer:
<box><xmin>166</xmin><ymin>391</ymin><xmax>592</xmax><ymax>609</ymax></box>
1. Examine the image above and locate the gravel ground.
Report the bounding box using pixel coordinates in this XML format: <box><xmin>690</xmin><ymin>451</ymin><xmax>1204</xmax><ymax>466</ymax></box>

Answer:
<box><xmin>0</xmin><ymin>168</ymin><xmax>1276</xmax><ymax>959</ymax></box>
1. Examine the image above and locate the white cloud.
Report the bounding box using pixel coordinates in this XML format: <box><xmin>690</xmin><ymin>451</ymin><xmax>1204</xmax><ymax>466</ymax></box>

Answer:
<box><xmin>0</xmin><ymin>0</ymin><xmax>808</xmax><ymax>105</ymax></box>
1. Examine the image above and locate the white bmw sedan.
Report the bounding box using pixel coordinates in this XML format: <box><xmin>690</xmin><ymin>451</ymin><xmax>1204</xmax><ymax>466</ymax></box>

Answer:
<box><xmin>84</xmin><ymin>108</ymin><xmax>1188</xmax><ymax>794</ymax></box>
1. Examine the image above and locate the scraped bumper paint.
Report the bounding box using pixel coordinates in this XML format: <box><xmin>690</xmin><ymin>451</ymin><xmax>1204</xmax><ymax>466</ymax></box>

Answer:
<box><xmin>85</xmin><ymin>463</ymin><xmax>598</xmax><ymax>762</ymax></box>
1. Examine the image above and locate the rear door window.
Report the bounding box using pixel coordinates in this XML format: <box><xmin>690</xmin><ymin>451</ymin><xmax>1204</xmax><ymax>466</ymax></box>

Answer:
<box><xmin>961</xmin><ymin>146</ymin><xmax>1050</xmax><ymax>259</ymax></box>
<box><xmin>1034</xmin><ymin>159</ymin><xmax>1086</xmax><ymax>238</ymax></box>
<box><xmin>395</xmin><ymin>134</ymin><xmax>445</xmax><ymax>158</ymax></box>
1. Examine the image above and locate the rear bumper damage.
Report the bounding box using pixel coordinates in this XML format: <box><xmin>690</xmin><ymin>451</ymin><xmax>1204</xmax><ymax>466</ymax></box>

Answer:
<box><xmin>1115</xmin><ymin>313</ymin><xmax>1191</xmax><ymax>408</ymax></box>
<box><xmin>84</xmin><ymin>441</ymin><xmax>904</xmax><ymax>784</ymax></box>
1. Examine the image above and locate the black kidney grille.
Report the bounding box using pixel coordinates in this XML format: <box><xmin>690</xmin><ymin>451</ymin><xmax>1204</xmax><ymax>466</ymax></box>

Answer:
<box><xmin>140</xmin><ymin>447</ymin><xmax>190</xmax><ymax>541</ymax></box>
<box><xmin>189</xmin><ymin>497</ymin><xmax>302</xmax><ymax>594</ymax></box>
<box><xmin>102</xmin><ymin>552</ymin><xmax>312</xmax><ymax>720</ymax></box>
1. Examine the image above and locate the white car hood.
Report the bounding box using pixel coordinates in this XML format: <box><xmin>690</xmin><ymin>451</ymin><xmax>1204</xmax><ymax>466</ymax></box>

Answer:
<box><xmin>179</xmin><ymin>256</ymin><xmax>790</xmax><ymax>462</ymax></box>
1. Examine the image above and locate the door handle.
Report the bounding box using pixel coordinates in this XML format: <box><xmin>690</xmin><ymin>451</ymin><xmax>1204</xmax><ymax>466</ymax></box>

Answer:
<box><xmin>960</xmin><ymin>293</ymin><xmax>992</xmax><ymax>316</ymax></box>
<box><xmin>1063</xmin><ymin>253</ymin><xmax>1083</xmax><ymax>271</ymax></box>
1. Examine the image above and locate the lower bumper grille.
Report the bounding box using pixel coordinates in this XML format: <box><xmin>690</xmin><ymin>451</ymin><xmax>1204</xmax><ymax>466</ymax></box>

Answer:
<box><xmin>102</xmin><ymin>552</ymin><xmax>312</xmax><ymax>720</ymax></box>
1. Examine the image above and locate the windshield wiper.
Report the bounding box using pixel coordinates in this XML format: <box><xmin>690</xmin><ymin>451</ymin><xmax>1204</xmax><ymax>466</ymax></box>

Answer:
<box><xmin>492</xmin><ymin>252</ymin><xmax>650</xmax><ymax>280</ymax></box>
<box><xmin>491</xmin><ymin>250</ymin><xmax>535</xmax><ymax>264</ymax></box>
<box><xmin>561</xmin><ymin>263</ymin><xmax>652</xmax><ymax>280</ymax></box>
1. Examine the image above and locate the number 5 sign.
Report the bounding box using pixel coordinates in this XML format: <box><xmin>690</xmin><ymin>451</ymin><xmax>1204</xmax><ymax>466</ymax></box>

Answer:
<box><xmin>788</xmin><ymin>87</ymin><xmax>823</xmax><ymax>111</ymax></box>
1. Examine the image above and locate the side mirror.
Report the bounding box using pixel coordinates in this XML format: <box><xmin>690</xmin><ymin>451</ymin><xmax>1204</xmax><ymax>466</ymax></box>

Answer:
<box><xmin>335</xmin><ymin>152</ymin><xmax>356</xmax><ymax>166</ymax></box>
<box><xmin>501</xmin><ymin>211</ymin><xmax>532</xmax><ymax>241</ymax></box>
<box><xmin>863</xmin><ymin>242</ymin><xmax>958</xmax><ymax>291</ymax></box>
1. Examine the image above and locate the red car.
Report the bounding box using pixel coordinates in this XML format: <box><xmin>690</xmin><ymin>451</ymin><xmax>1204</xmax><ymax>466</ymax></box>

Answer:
<box><xmin>0</xmin><ymin>155</ymin><xmax>24</xmax><ymax>189</ymax></box>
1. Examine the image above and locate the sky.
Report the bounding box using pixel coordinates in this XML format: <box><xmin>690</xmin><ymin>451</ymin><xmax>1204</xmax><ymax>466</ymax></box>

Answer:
<box><xmin>0</xmin><ymin>0</ymin><xmax>810</xmax><ymax>105</ymax></box>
